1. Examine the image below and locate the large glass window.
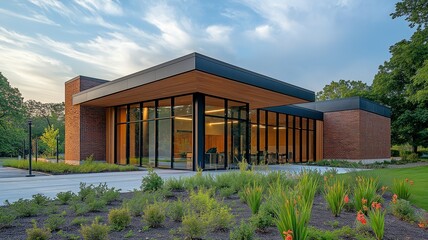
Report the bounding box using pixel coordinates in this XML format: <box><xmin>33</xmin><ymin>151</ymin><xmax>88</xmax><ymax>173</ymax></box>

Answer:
<box><xmin>116</xmin><ymin>123</ymin><xmax>126</xmax><ymax>164</ymax></box>
<box><xmin>157</xmin><ymin>119</ymin><xmax>171</xmax><ymax>168</ymax></box>
<box><xmin>142</xmin><ymin>121</ymin><xmax>155</xmax><ymax>167</ymax></box>
<box><xmin>278</xmin><ymin>115</ymin><xmax>286</xmax><ymax>163</ymax></box>
<box><xmin>250</xmin><ymin>110</ymin><xmax>258</xmax><ymax>165</ymax></box>
<box><xmin>173</xmin><ymin>96</ymin><xmax>193</xmax><ymax>170</ymax></box>
<box><xmin>129</xmin><ymin>122</ymin><xmax>140</xmax><ymax>165</ymax></box>
<box><xmin>267</xmin><ymin>112</ymin><xmax>277</xmax><ymax>164</ymax></box>
<box><xmin>205</xmin><ymin>116</ymin><xmax>225</xmax><ymax>170</ymax></box>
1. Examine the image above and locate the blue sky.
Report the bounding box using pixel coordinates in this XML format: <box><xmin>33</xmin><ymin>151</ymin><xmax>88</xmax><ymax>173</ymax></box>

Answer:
<box><xmin>0</xmin><ymin>0</ymin><xmax>414</xmax><ymax>102</ymax></box>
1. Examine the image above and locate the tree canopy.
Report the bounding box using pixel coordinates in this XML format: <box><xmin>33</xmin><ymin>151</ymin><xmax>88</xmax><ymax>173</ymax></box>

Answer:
<box><xmin>316</xmin><ymin>80</ymin><xmax>371</xmax><ymax>101</ymax></box>
<box><xmin>391</xmin><ymin>0</ymin><xmax>428</xmax><ymax>29</ymax></box>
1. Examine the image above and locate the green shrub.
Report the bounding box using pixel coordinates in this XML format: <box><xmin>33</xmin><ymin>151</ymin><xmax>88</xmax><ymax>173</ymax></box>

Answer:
<box><xmin>78</xmin><ymin>182</ymin><xmax>96</xmax><ymax>201</ymax></box>
<box><xmin>243</xmin><ymin>182</ymin><xmax>263</xmax><ymax>214</ymax></box>
<box><xmin>124</xmin><ymin>230</ymin><xmax>134</xmax><ymax>238</ymax></box>
<box><xmin>188</xmin><ymin>188</ymin><xmax>218</xmax><ymax>214</ymax></box>
<box><xmin>229</xmin><ymin>220</ymin><xmax>255</xmax><ymax>240</ymax></box>
<box><xmin>44</xmin><ymin>212</ymin><xmax>66</xmax><ymax>231</ymax></box>
<box><xmin>122</xmin><ymin>191</ymin><xmax>160</xmax><ymax>217</ymax></box>
<box><xmin>56</xmin><ymin>191</ymin><xmax>75</xmax><ymax>205</ymax></box>
<box><xmin>219</xmin><ymin>187</ymin><xmax>236</xmax><ymax>198</ymax></box>
<box><xmin>141</xmin><ymin>168</ymin><xmax>164</xmax><ymax>192</ymax></box>
<box><xmin>71</xmin><ymin>217</ymin><xmax>89</xmax><ymax>226</ymax></box>
<box><xmin>324</xmin><ymin>179</ymin><xmax>348</xmax><ymax>217</ymax></box>
<box><xmin>207</xmin><ymin>206</ymin><xmax>234</xmax><ymax>231</ymax></box>
<box><xmin>307</xmin><ymin>226</ymin><xmax>357</xmax><ymax>240</ymax></box>
<box><xmin>32</xmin><ymin>193</ymin><xmax>50</xmax><ymax>206</ymax></box>
<box><xmin>164</xmin><ymin>177</ymin><xmax>185</xmax><ymax>191</ymax></box>
<box><xmin>7</xmin><ymin>198</ymin><xmax>39</xmax><ymax>217</ymax></box>
<box><xmin>181</xmin><ymin>212</ymin><xmax>207</xmax><ymax>239</ymax></box>
<box><xmin>393</xmin><ymin>178</ymin><xmax>412</xmax><ymax>200</ymax></box>
<box><xmin>251</xmin><ymin>208</ymin><xmax>274</xmax><ymax>232</ymax></box>
<box><xmin>80</xmin><ymin>219</ymin><xmax>109</xmax><ymax>240</ymax></box>
<box><xmin>390</xmin><ymin>199</ymin><xmax>418</xmax><ymax>222</ymax></box>
<box><xmin>57</xmin><ymin>230</ymin><xmax>81</xmax><ymax>240</ymax></box>
<box><xmin>87</xmin><ymin>197</ymin><xmax>107</xmax><ymax>212</ymax></box>
<box><xmin>168</xmin><ymin>199</ymin><xmax>185</xmax><ymax>222</ymax></box>
<box><xmin>26</xmin><ymin>220</ymin><xmax>51</xmax><ymax>240</ymax></box>
<box><xmin>143</xmin><ymin>202</ymin><xmax>166</xmax><ymax>228</ymax></box>
<box><xmin>0</xmin><ymin>208</ymin><xmax>16</xmax><ymax>228</ymax></box>
<box><xmin>108</xmin><ymin>208</ymin><xmax>131</xmax><ymax>231</ymax></box>
<box><xmin>368</xmin><ymin>203</ymin><xmax>385</xmax><ymax>240</ymax></box>
<box><xmin>70</xmin><ymin>201</ymin><xmax>90</xmax><ymax>215</ymax></box>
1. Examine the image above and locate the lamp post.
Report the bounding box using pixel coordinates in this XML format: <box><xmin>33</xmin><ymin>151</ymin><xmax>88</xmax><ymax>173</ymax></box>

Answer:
<box><xmin>56</xmin><ymin>136</ymin><xmax>59</xmax><ymax>163</ymax></box>
<box><xmin>26</xmin><ymin>120</ymin><xmax>34</xmax><ymax>177</ymax></box>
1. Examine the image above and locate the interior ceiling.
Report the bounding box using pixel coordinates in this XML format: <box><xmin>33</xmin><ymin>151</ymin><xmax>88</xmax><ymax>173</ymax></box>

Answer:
<box><xmin>78</xmin><ymin>70</ymin><xmax>309</xmax><ymax>109</ymax></box>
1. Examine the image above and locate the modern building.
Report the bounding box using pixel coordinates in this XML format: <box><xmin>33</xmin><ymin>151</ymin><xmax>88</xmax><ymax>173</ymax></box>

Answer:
<box><xmin>65</xmin><ymin>53</ymin><xmax>391</xmax><ymax>170</ymax></box>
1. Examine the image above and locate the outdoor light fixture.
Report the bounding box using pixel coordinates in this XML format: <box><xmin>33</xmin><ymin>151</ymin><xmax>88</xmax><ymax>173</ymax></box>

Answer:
<box><xmin>175</xmin><ymin>117</ymin><xmax>192</xmax><ymax>121</ymax></box>
<box><xmin>26</xmin><ymin>120</ymin><xmax>34</xmax><ymax>177</ymax></box>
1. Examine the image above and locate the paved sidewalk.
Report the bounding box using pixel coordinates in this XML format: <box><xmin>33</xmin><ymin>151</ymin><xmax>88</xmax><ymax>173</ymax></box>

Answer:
<box><xmin>0</xmin><ymin>164</ymin><xmax>357</xmax><ymax>205</ymax></box>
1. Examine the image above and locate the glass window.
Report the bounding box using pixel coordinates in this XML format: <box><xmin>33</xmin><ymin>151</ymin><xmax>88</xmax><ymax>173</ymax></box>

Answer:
<box><xmin>302</xmin><ymin>129</ymin><xmax>307</xmax><ymax>162</ymax></box>
<box><xmin>278</xmin><ymin>114</ymin><xmax>286</xmax><ymax>163</ymax></box>
<box><xmin>249</xmin><ymin>110</ymin><xmax>257</xmax><ymax>123</ymax></box>
<box><xmin>267</xmin><ymin>112</ymin><xmax>277</xmax><ymax>164</ymax></box>
<box><xmin>228</xmin><ymin>120</ymin><xmax>247</xmax><ymax>168</ymax></box>
<box><xmin>308</xmin><ymin>130</ymin><xmax>314</xmax><ymax>162</ymax></box>
<box><xmin>157</xmin><ymin>119</ymin><xmax>171</xmax><ymax>168</ymax></box>
<box><xmin>205</xmin><ymin>96</ymin><xmax>225</xmax><ymax>117</ymax></box>
<box><xmin>174</xmin><ymin>95</ymin><xmax>192</xmax><ymax>116</ymax></box>
<box><xmin>129</xmin><ymin>104</ymin><xmax>140</xmax><ymax>122</ymax></box>
<box><xmin>143</xmin><ymin>101</ymin><xmax>155</xmax><ymax>120</ymax></box>
<box><xmin>116</xmin><ymin>124</ymin><xmax>127</xmax><ymax>164</ymax></box>
<box><xmin>205</xmin><ymin>116</ymin><xmax>225</xmax><ymax>170</ymax></box>
<box><xmin>142</xmin><ymin>120</ymin><xmax>155</xmax><ymax>167</ymax></box>
<box><xmin>287</xmin><ymin>123</ymin><xmax>294</xmax><ymax>162</ymax></box>
<box><xmin>250</xmin><ymin>122</ymin><xmax>258</xmax><ymax>164</ymax></box>
<box><xmin>129</xmin><ymin>122</ymin><xmax>140</xmax><ymax>165</ymax></box>
<box><xmin>158</xmin><ymin>99</ymin><xmax>171</xmax><ymax>118</ymax></box>
<box><xmin>116</xmin><ymin>106</ymin><xmax>127</xmax><ymax>123</ymax></box>
<box><xmin>174</xmin><ymin>116</ymin><xmax>193</xmax><ymax>170</ymax></box>
<box><xmin>228</xmin><ymin>100</ymin><xmax>246</xmax><ymax>119</ymax></box>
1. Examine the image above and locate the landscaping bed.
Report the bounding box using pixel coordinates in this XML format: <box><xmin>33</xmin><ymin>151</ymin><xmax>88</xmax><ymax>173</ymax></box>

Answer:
<box><xmin>0</xmin><ymin>168</ymin><xmax>427</xmax><ymax>240</ymax></box>
<box><xmin>2</xmin><ymin>160</ymin><xmax>140</xmax><ymax>174</ymax></box>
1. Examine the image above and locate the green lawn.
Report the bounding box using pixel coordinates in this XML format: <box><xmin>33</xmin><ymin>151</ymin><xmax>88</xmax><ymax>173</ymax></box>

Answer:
<box><xmin>343</xmin><ymin>166</ymin><xmax>428</xmax><ymax>211</ymax></box>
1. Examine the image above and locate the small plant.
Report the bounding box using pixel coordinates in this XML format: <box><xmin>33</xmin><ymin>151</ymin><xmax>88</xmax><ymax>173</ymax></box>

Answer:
<box><xmin>44</xmin><ymin>212</ymin><xmax>66</xmax><ymax>231</ymax></box>
<box><xmin>353</xmin><ymin>176</ymin><xmax>379</xmax><ymax>213</ymax></box>
<box><xmin>85</xmin><ymin>154</ymin><xmax>95</xmax><ymax>162</ymax></box>
<box><xmin>124</xmin><ymin>230</ymin><xmax>134</xmax><ymax>238</ymax></box>
<box><xmin>57</xmin><ymin>230</ymin><xmax>80</xmax><ymax>240</ymax></box>
<box><xmin>238</xmin><ymin>160</ymin><xmax>249</xmax><ymax>172</ymax></box>
<box><xmin>86</xmin><ymin>196</ymin><xmax>107</xmax><ymax>212</ymax></box>
<box><xmin>7</xmin><ymin>198</ymin><xmax>39</xmax><ymax>217</ymax></box>
<box><xmin>188</xmin><ymin>188</ymin><xmax>218</xmax><ymax>214</ymax></box>
<box><xmin>143</xmin><ymin>202</ymin><xmax>166</xmax><ymax>228</ymax></box>
<box><xmin>32</xmin><ymin>193</ymin><xmax>50</xmax><ymax>205</ymax></box>
<box><xmin>141</xmin><ymin>168</ymin><xmax>164</xmax><ymax>192</ymax></box>
<box><xmin>56</xmin><ymin>191</ymin><xmax>75</xmax><ymax>205</ymax></box>
<box><xmin>108</xmin><ymin>208</ymin><xmax>131</xmax><ymax>231</ymax></box>
<box><xmin>26</xmin><ymin>219</ymin><xmax>51</xmax><ymax>240</ymax></box>
<box><xmin>243</xmin><ymin>182</ymin><xmax>263</xmax><ymax>214</ymax></box>
<box><xmin>168</xmin><ymin>199</ymin><xmax>185</xmax><ymax>222</ymax></box>
<box><xmin>80</xmin><ymin>219</ymin><xmax>109</xmax><ymax>240</ymax></box>
<box><xmin>390</xmin><ymin>199</ymin><xmax>417</xmax><ymax>222</ymax></box>
<box><xmin>393</xmin><ymin>178</ymin><xmax>412</xmax><ymax>200</ymax></box>
<box><xmin>71</xmin><ymin>217</ymin><xmax>89</xmax><ymax>226</ymax></box>
<box><xmin>219</xmin><ymin>187</ymin><xmax>236</xmax><ymax>198</ymax></box>
<box><xmin>251</xmin><ymin>208</ymin><xmax>274</xmax><ymax>232</ymax></box>
<box><xmin>368</xmin><ymin>202</ymin><xmax>385</xmax><ymax>240</ymax></box>
<box><xmin>207</xmin><ymin>206</ymin><xmax>235</xmax><ymax>231</ymax></box>
<box><xmin>229</xmin><ymin>220</ymin><xmax>255</xmax><ymax>240</ymax></box>
<box><xmin>324</xmin><ymin>179</ymin><xmax>348</xmax><ymax>217</ymax></box>
<box><xmin>164</xmin><ymin>177</ymin><xmax>185</xmax><ymax>191</ymax></box>
<box><xmin>181</xmin><ymin>212</ymin><xmax>207</xmax><ymax>239</ymax></box>
<box><xmin>0</xmin><ymin>208</ymin><xmax>16</xmax><ymax>229</ymax></box>
<box><xmin>122</xmin><ymin>191</ymin><xmax>157</xmax><ymax>217</ymax></box>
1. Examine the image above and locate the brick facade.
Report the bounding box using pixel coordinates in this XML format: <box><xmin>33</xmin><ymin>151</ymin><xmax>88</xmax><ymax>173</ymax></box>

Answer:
<box><xmin>323</xmin><ymin>110</ymin><xmax>390</xmax><ymax>160</ymax></box>
<box><xmin>65</xmin><ymin>76</ymin><xmax>108</xmax><ymax>162</ymax></box>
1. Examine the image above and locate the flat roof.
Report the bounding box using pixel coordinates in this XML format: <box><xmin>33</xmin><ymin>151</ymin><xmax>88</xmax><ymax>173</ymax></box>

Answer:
<box><xmin>295</xmin><ymin>97</ymin><xmax>391</xmax><ymax>118</ymax></box>
<box><xmin>263</xmin><ymin>105</ymin><xmax>324</xmax><ymax>120</ymax></box>
<box><xmin>72</xmin><ymin>52</ymin><xmax>315</xmax><ymax>105</ymax></box>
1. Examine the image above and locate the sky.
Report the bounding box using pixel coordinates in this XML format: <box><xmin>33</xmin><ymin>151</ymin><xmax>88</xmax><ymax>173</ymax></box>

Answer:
<box><xmin>0</xmin><ymin>0</ymin><xmax>415</xmax><ymax>103</ymax></box>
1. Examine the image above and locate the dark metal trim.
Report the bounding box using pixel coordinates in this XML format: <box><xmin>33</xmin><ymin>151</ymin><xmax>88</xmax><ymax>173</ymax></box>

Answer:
<box><xmin>256</xmin><ymin>109</ymin><xmax>260</xmax><ymax>164</ymax></box>
<box><xmin>154</xmin><ymin>100</ymin><xmax>158</xmax><ymax>168</ymax></box>
<box><xmin>170</xmin><ymin>97</ymin><xmax>175</xmax><ymax>169</ymax></box>
<box><xmin>245</xmin><ymin>103</ymin><xmax>250</xmax><ymax>164</ymax></box>
<box><xmin>224</xmin><ymin>100</ymin><xmax>228</xmax><ymax>169</ymax></box>
<box><xmin>276</xmin><ymin>112</ymin><xmax>279</xmax><ymax>163</ymax></box>
<box><xmin>139</xmin><ymin>103</ymin><xmax>143</xmax><ymax>167</ymax></box>
<box><xmin>293</xmin><ymin>116</ymin><xmax>296</xmax><ymax>163</ymax></box>
<box><xmin>113</xmin><ymin>106</ymin><xmax>117</xmax><ymax>164</ymax></box>
<box><xmin>286</xmin><ymin>114</ymin><xmax>289</xmax><ymax>163</ymax></box>
<box><xmin>299</xmin><ymin>117</ymin><xmax>303</xmax><ymax>163</ymax></box>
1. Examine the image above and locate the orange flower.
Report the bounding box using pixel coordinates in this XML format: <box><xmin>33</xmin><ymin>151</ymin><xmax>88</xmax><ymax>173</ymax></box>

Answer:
<box><xmin>371</xmin><ymin>201</ymin><xmax>376</xmax><ymax>209</ymax></box>
<box><xmin>363</xmin><ymin>205</ymin><xmax>369</xmax><ymax>212</ymax></box>
<box><xmin>356</xmin><ymin>211</ymin><xmax>367</xmax><ymax>225</ymax></box>
<box><xmin>392</xmin><ymin>194</ymin><xmax>398</xmax><ymax>204</ymax></box>
<box><xmin>375</xmin><ymin>202</ymin><xmax>382</xmax><ymax>210</ymax></box>
<box><xmin>344</xmin><ymin>195</ymin><xmax>349</xmax><ymax>204</ymax></box>
<box><xmin>361</xmin><ymin>198</ymin><xmax>367</xmax><ymax>205</ymax></box>
<box><xmin>381</xmin><ymin>186</ymin><xmax>388</xmax><ymax>193</ymax></box>
<box><xmin>405</xmin><ymin>178</ymin><xmax>409</xmax><ymax>182</ymax></box>
<box><xmin>418</xmin><ymin>222</ymin><xmax>426</xmax><ymax>228</ymax></box>
<box><xmin>409</xmin><ymin>180</ymin><xmax>414</xmax><ymax>185</ymax></box>
<box><xmin>283</xmin><ymin>230</ymin><xmax>293</xmax><ymax>240</ymax></box>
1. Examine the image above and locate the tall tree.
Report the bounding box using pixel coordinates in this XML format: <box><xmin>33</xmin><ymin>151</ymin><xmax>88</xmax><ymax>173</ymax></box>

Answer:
<box><xmin>316</xmin><ymin>79</ymin><xmax>371</xmax><ymax>101</ymax></box>
<box><xmin>0</xmin><ymin>72</ymin><xmax>26</xmax><ymax>156</ymax></box>
<box><xmin>372</xmin><ymin>2</ymin><xmax>428</xmax><ymax>153</ymax></box>
<box><xmin>40</xmin><ymin>125</ymin><xmax>59</xmax><ymax>157</ymax></box>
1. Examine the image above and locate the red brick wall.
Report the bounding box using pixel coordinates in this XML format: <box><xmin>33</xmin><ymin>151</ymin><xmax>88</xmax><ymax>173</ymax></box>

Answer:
<box><xmin>65</xmin><ymin>77</ymin><xmax>108</xmax><ymax>162</ymax></box>
<box><xmin>323</xmin><ymin>110</ymin><xmax>390</xmax><ymax>160</ymax></box>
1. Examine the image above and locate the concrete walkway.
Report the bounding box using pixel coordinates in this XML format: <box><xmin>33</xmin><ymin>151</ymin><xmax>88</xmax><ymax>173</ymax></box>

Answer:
<box><xmin>0</xmin><ymin>164</ymin><xmax>358</xmax><ymax>205</ymax></box>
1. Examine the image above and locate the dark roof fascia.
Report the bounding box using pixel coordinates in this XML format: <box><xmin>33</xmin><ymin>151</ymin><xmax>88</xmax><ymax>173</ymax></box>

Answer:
<box><xmin>194</xmin><ymin>53</ymin><xmax>315</xmax><ymax>101</ymax></box>
<box><xmin>294</xmin><ymin>97</ymin><xmax>391</xmax><ymax>118</ymax></box>
<box><xmin>72</xmin><ymin>52</ymin><xmax>315</xmax><ymax>105</ymax></box>
<box><xmin>262</xmin><ymin>105</ymin><xmax>324</xmax><ymax>120</ymax></box>
<box><xmin>65</xmin><ymin>75</ymin><xmax>109</xmax><ymax>85</ymax></box>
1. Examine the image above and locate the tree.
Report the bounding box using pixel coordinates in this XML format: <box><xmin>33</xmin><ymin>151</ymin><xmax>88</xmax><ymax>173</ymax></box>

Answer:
<box><xmin>0</xmin><ymin>72</ymin><xmax>26</xmax><ymax>156</ymax></box>
<box><xmin>40</xmin><ymin>125</ymin><xmax>59</xmax><ymax>157</ymax></box>
<box><xmin>371</xmin><ymin>3</ymin><xmax>428</xmax><ymax>153</ymax></box>
<box><xmin>391</xmin><ymin>0</ymin><xmax>428</xmax><ymax>29</ymax></box>
<box><xmin>316</xmin><ymin>80</ymin><xmax>371</xmax><ymax>101</ymax></box>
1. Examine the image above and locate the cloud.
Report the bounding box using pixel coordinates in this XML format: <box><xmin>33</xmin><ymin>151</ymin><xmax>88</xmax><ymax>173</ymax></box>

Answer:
<box><xmin>253</xmin><ymin>24</ymin><xmax>272</xmax><ymax>40</ymax></box>
<box><xmin>28</xmin><ymin>0</ymin><xmax>74</xmax><ymax>17</ymax></box>
<box><xmin>205</xmin><ymin>25</ymin><xmax>233</xmax><ymax>44</ymax></box>
<box><xmin>0</xmin><ymin>8</ymin><xmax>59</xmax><ymax>26</ymax></box>
<box><xmin>73</xmin><ymin>0</ymin><xmax>123</xmax><ymax>16</ymax></box>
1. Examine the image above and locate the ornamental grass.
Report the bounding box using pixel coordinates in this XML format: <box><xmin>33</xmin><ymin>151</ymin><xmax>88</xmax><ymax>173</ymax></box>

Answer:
<box><xmin>324</xmin><ymin>179</ymin><xmax>348</xmax><ymax>217</ymax></box>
